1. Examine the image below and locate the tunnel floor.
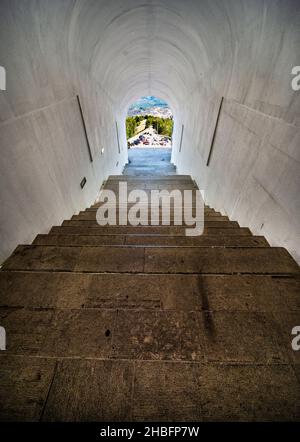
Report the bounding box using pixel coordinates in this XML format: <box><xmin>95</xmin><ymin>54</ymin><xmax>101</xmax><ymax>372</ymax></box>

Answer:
<box><xmin>123</xmin><ymin>148</ymin><xmax>176</xmax><ymax>176</ymax></box>
<box><xmin>0</xmin><ymin>174</ymin><xmax>299</xmax><ymax>421</ymax></box>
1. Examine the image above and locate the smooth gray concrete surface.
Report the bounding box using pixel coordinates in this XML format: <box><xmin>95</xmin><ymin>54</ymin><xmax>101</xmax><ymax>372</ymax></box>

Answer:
<box><xmin>0</xmin><ymin>0</ymin><xmax>299</xmax><ymax>263</ymax></box>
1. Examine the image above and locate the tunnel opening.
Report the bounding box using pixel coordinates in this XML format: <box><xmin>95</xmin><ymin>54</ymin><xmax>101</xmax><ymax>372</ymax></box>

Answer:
<box><xmin>124</xmin><ymin>96</ymin><xmax>175</xmax><ymax>176</ymax></box>
<box><xmin>0</xmin><ymin>0</ymin><xmax>299</xmax><ymax>424</ymax></box>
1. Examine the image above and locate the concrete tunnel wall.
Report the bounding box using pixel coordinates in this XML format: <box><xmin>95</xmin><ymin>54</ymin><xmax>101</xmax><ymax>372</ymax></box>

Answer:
<box><xmin>0</xmin><ymin>0</ymin><xmax>299</xmax><ymax>263</ymax></box>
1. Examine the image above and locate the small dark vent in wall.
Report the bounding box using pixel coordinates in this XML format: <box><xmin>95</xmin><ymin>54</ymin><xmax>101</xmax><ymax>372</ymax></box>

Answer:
<box><xmin>80</xmin><ymin>177</ymin><xmax>87</xmax><ymax>189</ymax></box>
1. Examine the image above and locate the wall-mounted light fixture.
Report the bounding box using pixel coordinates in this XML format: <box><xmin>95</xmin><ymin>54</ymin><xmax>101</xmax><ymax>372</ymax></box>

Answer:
<box><xmin>80</xmin><ymin>177</ymin><xmax>87</xmax><ymax>189</ymax></box>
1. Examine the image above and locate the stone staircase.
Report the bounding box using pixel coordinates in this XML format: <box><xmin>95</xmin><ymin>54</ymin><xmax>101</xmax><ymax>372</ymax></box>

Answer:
<box><xmin>0</xmin><ymin>174</ymin><xmax>299</xmax><ymax>421</ymax></box>
<box><xmin>123</xmin><ymin>147</ymin><xmax>176</xmax><ymax>176</ymax></box>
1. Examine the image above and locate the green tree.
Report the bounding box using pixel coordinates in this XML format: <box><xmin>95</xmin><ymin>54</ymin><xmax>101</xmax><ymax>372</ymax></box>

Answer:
<box><xmin>145</xmin><ymin>116</ymin><xmax>173</xmax><ymax>137</ymax></box>
<box><xmin>127</xmin><ymin>115</ymin><xmax>173</xmax><ymax>140</ymax></box>
<box><xmin>126</xmin><ymin>117</ymin><xmax>137</xmax><ymax>139</ymax></box>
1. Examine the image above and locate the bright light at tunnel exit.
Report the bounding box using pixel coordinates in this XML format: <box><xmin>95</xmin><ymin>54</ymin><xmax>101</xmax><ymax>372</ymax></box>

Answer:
<box><xmin>126</xmin><ymin>96</ymin><xmax>174</xmax><ymax>148</ymax></box>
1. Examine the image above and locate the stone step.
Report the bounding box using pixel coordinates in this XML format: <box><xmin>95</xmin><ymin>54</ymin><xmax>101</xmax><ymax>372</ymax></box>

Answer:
<box><xmin>91</xmin><ymin>202</ymin><xmax>211</xmax><ymax>210</ymax></box>
<box><xmin>125</xmin><ymin>235</ymin><xmax>267</xmax><ymax>247</ymax></box>
<box><xmin>73</xmin><ymin>212</ymin><xmax>228</xmax><ymax>221</ymax></box>
<box><xmin>61</xmin><ymin>219</ymin><xmax>240</xmax><ymax>228</ymax></box>
<box><xmin>122</xmin><ymin>165</ymin><xmax>176</xmax><ymax>171</ymax></box>
<box><xmin>1</xmin><ymin>272</ymin><xmax>298</xmax><ymax>311</ymax></box>
<box><xmin>143</xmin><ymin>247</ymin><xmax>299</xmax><ymax>275</ymax></box>
<box><xmin>0</xmin><ymin>302</ymin><xmax>298</xmax><ymax>365</ymax></box>
<box><xmin>124</xmin><ymin>171</ymin><xmax>178</xmax><ymax>177</ymax></box>
<box><xmin>102</xmin><ymin>185</ymin><xmax>198</xmax><ymax>192</ymax></box>
<box><xmin>50</xmin><ymin>225</ymin><xmax>252</xmax><ymax>235</ymax></box>
<box><xmin>101</xmin><ymin>181</ymin><xmax>198</xmax><ymax>189</ymax></box>
<box><xmin>1</xmin><ymin>345</ymin><xmax>299</xmax><ymax>421</ymax></box>
<box><xmin>33</xmin><ymin>234</ymin><xmax>269</xmax><ymax>247</ymax></box>
<box><xmin>107</xmin><ymin>175</ymin><xmax>192</xmax><ymax>181</ymax></box>
<box><xmin>1</xmin><ymin>170</ymin><xmax>299</xmax><ymax>424</ymax></box>
<box><xmin>71</xmin><ymin>213</ymin><xmax>229</xmax><ymax>222</ymax></box>
<box><xmin>98</xmin><ymin>189</ymin><xmax>199</xmax><ymax>197</ymax></box>
<box><xmin>2</xmin><ymin>245</ymin><xmax>298</xmax><ymax>274</ymax></box>
<box><xmin>86</xmin><ymin>207</ymin><xmax>221</xmax><ymax>215</ymax></box>
<box><xmin>94</xmin><ymin>194</ymin><xmax>202</xmax><ymax>205</ymax></box>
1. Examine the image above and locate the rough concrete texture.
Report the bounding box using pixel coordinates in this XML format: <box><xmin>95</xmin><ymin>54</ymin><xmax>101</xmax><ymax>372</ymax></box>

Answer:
<box><xmin>0</xmin><ymin>0</ymin><xmax>299</xmax><ymax>263</ymax></box>
<box><xmin>0</xmin><ymin>174</ymin><xmax>299</xmax><ymax>421</ymax></box>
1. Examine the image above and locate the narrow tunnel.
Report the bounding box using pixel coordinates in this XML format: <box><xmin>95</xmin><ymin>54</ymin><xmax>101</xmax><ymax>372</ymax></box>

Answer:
<box><xmin>0</xmin><ymin>0</ymin><xmax>299</xmax><ymax>263</ymax></box>
<box><xmin>0</xmin><ymin>0</ymin><xmax>300</xmax><ymax>424</ymax></box>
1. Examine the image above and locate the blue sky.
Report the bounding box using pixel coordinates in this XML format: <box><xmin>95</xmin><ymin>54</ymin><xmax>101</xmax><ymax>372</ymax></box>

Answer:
<box><xmin>128</xmin><ymin>96</ymin><xmax>169</xmax><ymax>113</ymax></box>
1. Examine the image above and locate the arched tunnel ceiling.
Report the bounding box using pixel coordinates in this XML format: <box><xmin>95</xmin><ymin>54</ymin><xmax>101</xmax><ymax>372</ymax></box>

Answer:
<box><xmin>66</xmin><ymin>0</ymin><xmax>300</xmax><ymax>119</ymax></box>
<box><xmin>2</xmin><ymin>0</ymin><xmax>298</xmax><ymax>120</ymax></box>
<box><xmin>68</xmin><ymin>0</ymin><xmax>231</xmax><ymax>115</ymax></box>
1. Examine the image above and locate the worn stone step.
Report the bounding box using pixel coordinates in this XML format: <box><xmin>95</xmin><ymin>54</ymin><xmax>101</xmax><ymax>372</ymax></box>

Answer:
<box><xmin>34</xmin><ymin>234</ymin><xmax>127</xmax><ymax>246</ymax></box>
<box><xmin>72</xmin><ymin>214</ymin><xmax>229</xmax><ymax>223</ymax></box>
<box><xmin>1</xmin><ymin>355</ymin><xmax>299</xmax><ymax>422</ymax></box>
<box><xmin>129</xmin><ymin>361</ymin><xmax>300</xmax><ymax>421</ymax></box>
<box><xmin>144</xmin><ymin>247</ymin><xmax>299</xmax><ymax>274</ymax></box>
<box><xmin>102</xmin><ymin>186</ymin><xmax>198</xmax><ymax>193</ymax></box>
<box><xmin>0</xmin><ymin>307</ymin><xmax>295</xmax><ymax>365</ymax></box>
<box><xmin>107</xmin><ymin>175</ymin><xmax>192</xmax><ymax>181</ymax></box>
<box><xmin>86</xmin><ymin>207</ymin><xmax>221</xmax><ymax>215</ymax></box>
<box><xmin>1</xmin><ymin>167</ymin><xmax>299</xmax><ymax>424</ymax></box>
<box><xmin>1</xmin><ymin>272</ymin><xmax>299</xmax><ymax>311</ymax></box>
<box><xmin>0</xmin><ymin>355</ymin><xmax>57</xmax><ymax>421</ymax></box>
<box><xmin>91</xmin><ymin>201</ymin><xmax>210</xmax><ymax>209</ymax></box>
<box><xmin>97</xmin><ymin>190</ymin><xmax>199</xmax><ymax>198</ymax></box>
<box><xmin>0</xmin><ymin>307</ymin><xmax>114</xmax><ymax>358</ymax></box>
<box><xmin>100</xmin><ymin>191</ymin><xmax>200</xmax><ymax>199</ymax></box>
<box><xmin>62</xmin><ymin>219</ymin><xmax>239</xmax><ymax>228</ymax></box>
<box><xmin>32</xmin><ymin>234</ymin><xmax>269</xmax><ymax>247</ymax></box>
<box><xmin>72</xmin><ymin>212</ymin><xmax>229</xmax><ymax>222</ymax></box>
<box><xmin>2</xmin><ymin>245</ymin><xmax>298</xmax><ymax>274</ymax></box>
<box><xmin>1</xmin><ymin>245</ymin><xmax>144</xmax><ymax>273</ymax></box>
<box><xmin>102</xmin><ymin>181</ymin><xmax>198</xmax><ymax>191</ymax></box>
<box><xmin>124</xmin><ymin>235</ymin><xmax>268</xmax><ymax>247</ymax></box>
<box><xmin>41</xmin><ymin>359</ymin><xmax>134</xmax><ymax>421</ymax></box>
<box><xmin>124</xmin><ymin>169</ymin><xmax>177</xmax><ymax>176</ymax></box>
<box><xmin>90</xmin><ymin>204</ymin><xmax>214</xmax><ymax>213</ymax></box>
<box><xmin>50</xmin><ymin>225</ymin><xmax>252</xmax><ymax>236</ymax></box>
